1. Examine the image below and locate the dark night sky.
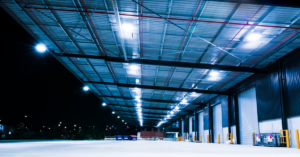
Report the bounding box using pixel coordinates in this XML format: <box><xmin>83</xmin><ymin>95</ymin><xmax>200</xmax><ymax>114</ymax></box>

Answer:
<box><xmin>0</xmin><ymin>7</ymin><xmax>129</xmax><ymax>133</ymax></box>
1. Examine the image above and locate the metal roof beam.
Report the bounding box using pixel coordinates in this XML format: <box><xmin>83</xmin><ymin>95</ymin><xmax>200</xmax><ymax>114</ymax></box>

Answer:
<box><xmin>108</xmin><ymin>104</ymin><xmax>171</xmax><ymax>111</ymax></box>
<box><xmin>111</xmin><ymin>0</ymin><xmax>128</xmax><ymax>61</ymax></box>
<box><xmin>84</xmin><ymin>81</ymin><xmax>226</xmax><ymax>95</ymax></box>
<box><xmin>98</xmin><ymin>95</ymin><xmax>204</xmax><ymax>105</ymax></box>
<box><xmin>55</xmin><ymin>53</ymin><xmax>268</xmax><ymax>74</ymax></box>
<box><xmin>114</xmin><ymin>111</ymin><xmax>166</xmax><ymax>115</ymax></box>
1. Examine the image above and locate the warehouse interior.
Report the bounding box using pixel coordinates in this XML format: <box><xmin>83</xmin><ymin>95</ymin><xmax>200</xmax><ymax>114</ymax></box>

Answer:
<box><xmin>1</xmin><ymin>0</ymin><xmax>300</xmax><ymax>151</ymax></box>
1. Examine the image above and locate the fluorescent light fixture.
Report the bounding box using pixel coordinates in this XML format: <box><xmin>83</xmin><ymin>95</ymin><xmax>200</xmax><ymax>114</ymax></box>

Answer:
<box><xmin>137</xmin><ymin>108</ymin><xmax>142</xmax><ymax>112</ymax></box>
<box><xmin>83</xmin><ymin>86</ymin><xmax>89</xmax><ymax>91</ymax></box>
<box><xmin>135</xmin><ymin>96</ymin><xmax>140</xmax><ymax>99</ymax></box>
<box><xmin>35</xmin><ymin>44</ymin><xmax>47</xmax><ymax>53</ymax></box>
<box><xmin>122</xmin><ymin>23</ymin><xmax>134</xmax><ymax>32</ymax></box>
<box><xmin>170</xmin><ymin>111</ymin><xmax>174</xmax><ymax>114</ymax></box>
<box><xmin>180</xmin><ymin>99</ymin><xmax>188</xmax><ymax>104</ymax></box>
<box><xmin>207</xmin><ymin>77</ymin><xmax>220</xmax><ymax>81</ymax></box>
<box><xmin>209</xmin><ymin>71</ymin><xmax>219</xmax><ymax>76</ymax></box>
<box><xmin>246</xmin><ymin>33</ymin><xmax>261</xmax><ymax>41</ymax></box>
<box><xmin>190</xmin><ymin>92</ymin><xmax>198</xmax><ymax>97</ymax></box>
<box><xmin>112</xmin><ymin>111</ymin><xmax>115</xmax><ymax>114</ymax></box>
<box><xmin>130</xmin><ymin>65</ymin><xmax>139</xmax><ymax>71</ymax></box>
<box><xmin>102</xmin><ymin>103</ymin><xmax>106</xmax><ymax>106</ymax></box>
<box><xmin>136</xmin><ymin>79</ymin><xmax>139</xmax><ymax>84</ymax></box>
<box><xmin>175</xmin><ymin>106</ymin><xmax>179</xmax><ymax>110</ymax></box>
<box><xmin>137</xmin><ymin>103</ymin><xmax>141</xmax><ymax>107</ymax></box>
<box><xmin>138</xmin><ymin>112</ymin><xmax>142</xmax><ymax>115</ymax></box>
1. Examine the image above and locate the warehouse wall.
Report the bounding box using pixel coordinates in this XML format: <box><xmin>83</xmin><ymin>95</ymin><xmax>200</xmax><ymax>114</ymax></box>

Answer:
<box><xmin>226</xmin><ymin>48</ymin><xmax>300</xmax><ymax>143</ymax></box>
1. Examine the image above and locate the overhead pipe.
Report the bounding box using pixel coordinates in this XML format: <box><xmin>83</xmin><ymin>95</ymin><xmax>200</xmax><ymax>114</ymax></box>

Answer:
<box><xmin>22</xmin><ymin>6</ymin><xmax>300</xmax><ymax>30</ymax></box>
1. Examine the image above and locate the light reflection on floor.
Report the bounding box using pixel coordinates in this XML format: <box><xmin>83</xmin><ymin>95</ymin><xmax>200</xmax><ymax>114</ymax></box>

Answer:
<box><xmin>0</xmin><ymin>140</ymin><xmax>299</xmax><ymax>157</ymax></box>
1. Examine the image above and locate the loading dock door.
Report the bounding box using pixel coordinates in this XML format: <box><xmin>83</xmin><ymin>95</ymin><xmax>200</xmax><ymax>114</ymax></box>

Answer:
<box><xmin>213</xmin><ymin>104</ymin><xmax>223</xmax><ymax>143</ymax></box>
<box><xmin>199</xmin><ymin>112</ymin><xmax>204</xmax><ymax>142</ymax></box>
<box><xmin>238</xmin><ymin>87</ymin><xmax>259</xmax><ymax>145</ymax></box>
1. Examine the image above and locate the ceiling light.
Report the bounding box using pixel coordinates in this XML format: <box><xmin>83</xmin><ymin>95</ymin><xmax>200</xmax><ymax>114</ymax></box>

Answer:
<box><xmin>112</xmin><ymin>111</ymin><xmax>115</xmax><ymax>114</ymax></box>
<box><xmin>175</xmin><ymin>106</ymin><xmax>179</xmax><ymax>110</ymax></box>
<box><xmin>130</xmin><ymin>65</ymin><xmax>139</xmax><ymax>71</ymax></box>
<box><xmin>122</xmin><ymin>23</ymin><xmax>134</xmax><ymax>32</ymax></box>
<box><xmin>170</xmin><ymin>111</ymin><xmax>174</xmax><ymax>114</ymax></box>
<box><xmin>83</xmin><ymin>86</ymin><xmax>89</xmax><ymax>91</ymax></box>
<box><xmin>207</xmin><ymin>77</ymin><xmax>220</xmax><ymax>81</ymax></box>
<box><xmin>167</xmin><ymin>115</ymin><xmax>170</xmax><ymax>118</ymax></box>
<box><xmin>209</xmin><ymin>71</ymin><xmax>219</xmax><ymax>76</ymax></box>
<box><xmin>102</xmin><ymin>103</ymin><xmax>106</xmax><ymax>106</ymax></box>
<box><xmin>137</xmin><ymin>108</ymin><xmax>142</xmax><ymax>112</ymax></box>
<box><xmin>138</xmin><ymin>112</ymin><xmax>142</xmax><ymax>115</ymax></box>
<box><xmin>117</xmin><ymin>116</ymin><xmax>120</xmax><ymax>118</ymax></box>
<box><xmin>35</xmin><ymin>44</ymin><xmax>47</xmax><ymax>53</ymax></box>
<box><xmin>122</xmin><ymin>120</ymin><xmax>124</xmax><ymax>122</ymax></box>
<box><xmin>137</xmin><ymin>103</ymin><xmax>141</xmax><ymax>107</ymax></box>
<box><xmin>136</xmin><ymin>79</ymin><xmax>139</xmax><ymax>84</ymax></box>
<box><xmin>246</xmin><ymin>33</ymin><xmax>261</xmax><ymax>41</ymax></box>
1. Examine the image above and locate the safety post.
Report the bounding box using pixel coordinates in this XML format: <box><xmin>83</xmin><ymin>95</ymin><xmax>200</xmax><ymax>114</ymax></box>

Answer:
<box><xmin>185</xmin><ymin>136</ymin><xmax>186</xmax><ymax>141</ymax></box>
<box><xmin>193</xmin><ymin>136</ymin><xmax>195</xmax><ymax>142</ymax></box>
<box><xmin>218</xmin><ymin>134</ymin><xmax>220</xmax><ymax>144</ymax></box>
<box><xmin>207</xmin><ymin>135</ymin><xmax>209</xmax><ymax>143</ymax></box>
<box><xmin>200</xmin><ymin>136</ymin><xmax>202</xmax><ymax>143</ymax></box>
<box><xmin>230</xmin><ymin>133</ymin><xmax>233</xmax><ymax>144</ymax></box>
<box><xmin>286</xmin><ymin>130</ymin><xmax>290</xmax><ymax>148</ymax></box>
<box><xmin>252</xmin><ymin>132</ymin><xmax>255</xmax><ymax>146</ymax></box>
<box><xmin>296</xmin><ymin>130</ymin><xmax>300</xmax><ymax>149</ymax></box>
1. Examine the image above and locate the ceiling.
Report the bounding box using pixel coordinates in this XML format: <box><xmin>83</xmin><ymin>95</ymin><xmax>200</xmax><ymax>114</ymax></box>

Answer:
<box><xmin>2</xmin><ymin>0</ymin><xmax>300</xmax><ymax>127</ymax></box>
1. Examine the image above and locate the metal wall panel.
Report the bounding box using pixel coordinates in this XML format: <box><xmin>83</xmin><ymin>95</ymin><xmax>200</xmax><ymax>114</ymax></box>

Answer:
<box><xmin>213</xmin><ymin>104</ymin><xmax>223</xmax><ymax>143</ymax></box>
<box><xmin>284</xmin><ymin>59</ymin><xmax>300</xmax><ymax>118</ymax></box>
<box><xmin>238</xmin><ymin>87</ymin><xmax>259</xmax><ymax>145</ymax></box>
<box><xmin>204</xmin><ymin>107</ymin><xmax>209</xmax><ymax>130</ymax></box>
<box><xmin>256</xmin><ymin>72</ymin><xmax>282</xmax><ymax>121</ymax></box>
<box><xmin>189</xmin><ymin>117</ymin><xmax>192</xmax><ymax>134</ymax></box>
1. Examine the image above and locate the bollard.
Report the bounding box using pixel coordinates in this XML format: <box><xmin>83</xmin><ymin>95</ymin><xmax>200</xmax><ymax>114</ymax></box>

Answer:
<box><xmin>218</xmin><ymin>134</ymin><xmax>220</xmax><ymax>144</ymax></box>
<box><xmin>200</xmin><ymin>136</ymin><xmax>202</xmax><ymax>143</ymax></box>
<box><xmin>286</xmin><ymin>130</ymin><xmax>290</xmax><ymax>148</ymax></box>
<box><xmin>193</xmin><ymin>136</ymin><xmax>195</xmax><ymax>142</ymax></box>
<box><xmin>296</xmin><ymin>130</ymin><xmax>300</xmax><ymax>149</ymax></box>
<box><xmin>207</xmin><ymin>135</ymin><xmax>209</xmax><ymax>143</ymax></box>
<box><xmin>185</xmin><ymin>136</ymin><xmax>186</xmax><ymax>141</ymax></box>
<box><xmin>230</xmin><ymin>133</ymin><xmax>233</xmax><ymax>144</ymax></box>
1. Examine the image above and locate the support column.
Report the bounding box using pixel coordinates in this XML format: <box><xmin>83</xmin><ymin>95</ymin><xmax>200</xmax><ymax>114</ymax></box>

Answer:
<box><xmin>278</xmin><ymin>60</ymin><xmax>288</xmax><ymax>130</ymax></box>
<box><xmin>234</xmin><ymin>94</ymin><xmax>240</xmax><ymax>144</ymax></box>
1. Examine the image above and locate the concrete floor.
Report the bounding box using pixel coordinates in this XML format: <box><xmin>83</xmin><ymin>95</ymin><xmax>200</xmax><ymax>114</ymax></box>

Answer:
<box><xmin>0</xmin><ymin>140</ymin><xmax>299</xmax><ymax>157</ymax></box>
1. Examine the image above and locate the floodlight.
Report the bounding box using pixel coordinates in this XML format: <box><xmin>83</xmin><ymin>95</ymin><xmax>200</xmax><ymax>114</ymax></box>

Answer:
<box><xmin>130</xmin><ymin>65</ymin><xmax>139</xmax><ymax>70</ymax></box>
<box><xmin>209</xmin><ymin>71</ymin><xmax>219</xmax><ymax>76</ymax></box>
<box><xmin>83</xmin><ymin>86</ymin><xmax>89</xmax><ymax>91</ymax></box>
<box><xmin>246</xmin><ymin>33</ymin><xmax>261</xmax><ymax>41</ymax></box>
<box><xmin>35</xmin><ymin>44</ymin><xmax>47</xmax><ymax>53</ymax></box>
<box><xmin>122</xmin><ymin>23</ymin><xmax>134</xmax><ymax>32</ymax></box>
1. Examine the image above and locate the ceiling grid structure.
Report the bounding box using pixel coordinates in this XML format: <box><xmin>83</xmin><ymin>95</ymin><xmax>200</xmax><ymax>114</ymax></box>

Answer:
<box><xmin>2</xmin><ymin>0</ymin><xmax>300</xmax><ymax>126</ymax></box>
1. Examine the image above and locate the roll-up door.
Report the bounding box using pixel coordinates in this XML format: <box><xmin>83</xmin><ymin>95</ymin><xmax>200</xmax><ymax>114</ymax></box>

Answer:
<box><xmin>238</xmin><ymin>87</ymin><xmax>259</xmax><ymax>145</ymax></box>
<box><xmin>181</xmin><ymin>120</ymin><xmax>184</xmax><ymax>136</ymax></box>
<box><xmin>213</xmin><ymin>104</ymin><xmax>223</xmax><ymax>143</ymax></box>
<box><xmin>189</xmin><ymin>117</ymin><xmax>193</xmax><ymax>134</ymax></box>
<box><xmin>199</xmin><ymin>112</ymin><xmax>204</xmax><ymax>142</ymax></box>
